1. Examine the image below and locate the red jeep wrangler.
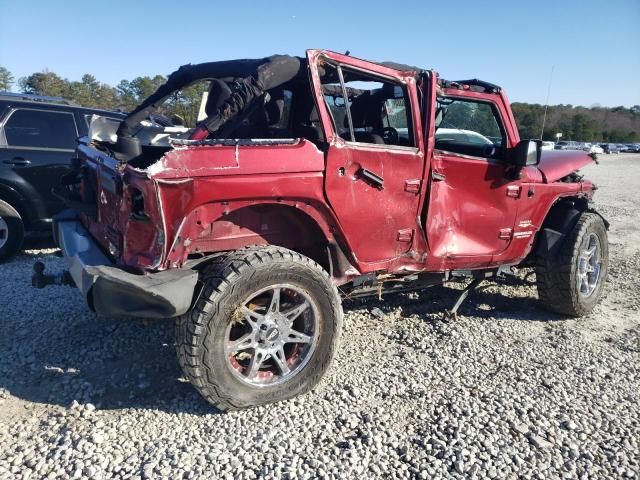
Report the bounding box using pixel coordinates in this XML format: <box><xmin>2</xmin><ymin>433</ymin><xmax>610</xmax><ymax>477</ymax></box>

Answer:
<box><xmin>34</xmin><ymin>50</ymin><xmax>608</xmax><ymax>410</ymax></box>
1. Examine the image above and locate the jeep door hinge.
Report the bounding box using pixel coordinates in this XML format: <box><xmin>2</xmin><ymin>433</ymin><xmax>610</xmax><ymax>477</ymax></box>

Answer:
<box><xmin>404</xmin><ymin>179</ymin><xmax>422</xmax><ymax>193</ymax></box>
<box><xmin>498</xmin><ymin>228</ymin><xmax>513</xmax><ymax>240</ymax></box>
<box><xmin>431</xmin><ymin>171</ymin><xmax>446</xmax><ymax>182</ymax></box>
<box><xmin>397</xmin><ymin>228</ymin><xmax>414</xmax><ymax>242</ymax></box>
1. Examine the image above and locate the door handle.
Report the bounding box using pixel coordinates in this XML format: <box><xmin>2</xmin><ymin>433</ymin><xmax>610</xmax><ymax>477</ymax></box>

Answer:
<box><xmin>357</xmin><ymin>167</ymin><xmax>384</xmax><ymax>190</ymax></box>
<box><xmin>3</xmin><ymin>157</ymin><xmax>31</xmax><ymax>166</ymax></box>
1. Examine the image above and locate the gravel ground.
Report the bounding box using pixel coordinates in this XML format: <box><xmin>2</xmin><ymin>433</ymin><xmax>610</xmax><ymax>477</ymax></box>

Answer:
<box><xmin>1</xmin><ymin>154</ymin><xmax>639</xmax><ymax>480</ymax></box>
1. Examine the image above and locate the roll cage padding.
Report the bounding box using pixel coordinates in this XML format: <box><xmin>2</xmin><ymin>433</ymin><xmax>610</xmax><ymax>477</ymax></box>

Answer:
<box><xmin>116</xmin><ymin>55</ymin><xmax>302</xmax><ymax>138</ymax></box>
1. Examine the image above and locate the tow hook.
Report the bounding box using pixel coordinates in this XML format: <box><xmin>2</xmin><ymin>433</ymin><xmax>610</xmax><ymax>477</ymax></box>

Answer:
<box><xmin>31</xmin><ymin>261</ymin><xmax>75</xmax><ymax>288</ymax></box>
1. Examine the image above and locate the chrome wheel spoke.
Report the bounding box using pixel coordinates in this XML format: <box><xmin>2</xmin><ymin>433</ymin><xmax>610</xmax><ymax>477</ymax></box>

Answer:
<box><xmin>241</xmin><ymin>306</ymin><xmax>262</xmax><ymax>327</ymax></box>
<box><xmin>246</xmin><ymin>351</ymin><xmax>268</xmax><ymax>379</ymax></box>
<box><xmin>268</xmin><ymin>288</ymin><xmax>281</xmax><ymax>313</ymax></box>
<box><xmin>229</xmin><ymin>333</ymin><xmax>255</xmax><ymax>353</ymax></box>
<box><xmin>579</xmin><ymin>273</ymin><xmax>589</xmax><ymax>293</ymax></box>
<box><xmin>282</xmin><ymin>301</ymin><xmax>310</xmax><ymax>325</ymax></box>
<box><xmin>286</xmin><ymin>329</ymin><xmax>312</xmax><ymax>344</ymax></box>
<box><xmin>272</xmin><ymin>347</ymin><xmax>291</xmax><ymax>375</ymax></box>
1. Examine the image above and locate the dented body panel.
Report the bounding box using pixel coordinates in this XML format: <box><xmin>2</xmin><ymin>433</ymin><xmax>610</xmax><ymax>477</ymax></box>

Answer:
<box><xmin>537</xmin><ymin>150</ymin><xmax>595</xmax><ymax>183</ymax></box>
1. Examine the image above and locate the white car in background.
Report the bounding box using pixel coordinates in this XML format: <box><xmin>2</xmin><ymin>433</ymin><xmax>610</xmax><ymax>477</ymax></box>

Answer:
<box><xmin>541</xmin><ymin>141</ymin><xmax>555</xmax><ymax>151</ymax></box>
<box><xmin>588</xmin><ymin>144</ymin><xmax>604</xmax><ymax>154</ymax></box>
<box><xmin>434</xmin><ymin>128</ymin><xmax>495</xmax><ymax>145</ymax></box>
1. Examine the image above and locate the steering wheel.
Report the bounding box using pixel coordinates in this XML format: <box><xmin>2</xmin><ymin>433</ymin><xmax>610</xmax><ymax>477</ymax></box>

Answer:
<box><xmin>380</xmin><ymin>127</ymin><xmax>399</xmax><ymax>145</ymax></box>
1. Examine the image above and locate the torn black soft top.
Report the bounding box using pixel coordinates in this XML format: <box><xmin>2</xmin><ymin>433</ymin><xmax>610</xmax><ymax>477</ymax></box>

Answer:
<box><xmin>117</xmin><ymin>55</ymin><xmax>304</xmax><ymax>138</ymax></box>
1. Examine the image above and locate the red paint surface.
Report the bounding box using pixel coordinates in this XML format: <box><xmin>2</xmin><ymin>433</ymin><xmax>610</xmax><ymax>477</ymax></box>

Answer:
<box><xmin>537</xmin><ymin>150</ymin><xmax>595</xmax><ymax>183</ymax></box>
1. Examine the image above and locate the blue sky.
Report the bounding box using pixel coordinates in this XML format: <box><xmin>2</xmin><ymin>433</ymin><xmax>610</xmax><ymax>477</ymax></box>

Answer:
<box><xmin>1</xmin><ymin>0</ymin><xmax>638</xmax><ymax>107</ymax></box>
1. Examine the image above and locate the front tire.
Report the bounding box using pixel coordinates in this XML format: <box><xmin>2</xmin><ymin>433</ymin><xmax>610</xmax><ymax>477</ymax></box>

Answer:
<box><xmin>176</xmin><ymin>246</ymin><xmax>343</xmax><ymax>410</ymax></box>
<box><xmin>0</xmin><ymin>199</ymin><xmax>24</xmax><ymax>263</ymax></box>
<box><xmin>536</xmin><ymin>212</ymin><xmax>608</xmax><ymax>316</ymax></box>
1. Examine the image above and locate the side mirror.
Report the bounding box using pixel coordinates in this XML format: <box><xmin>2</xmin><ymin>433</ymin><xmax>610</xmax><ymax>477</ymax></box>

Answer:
<box><xmin>512</xmin><ymin>139</ymin><xmax>541</xmax><ymax>167</ymax></box>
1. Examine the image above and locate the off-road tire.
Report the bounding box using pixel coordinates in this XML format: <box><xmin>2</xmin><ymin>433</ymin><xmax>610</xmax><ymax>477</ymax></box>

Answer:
<box><xmin>175</xmin><ymin>246</ymin><xmax>343</xmax><ymax>410</ymax></box>
<box><xmin>536</xmin><ymin>212</ymin><xmax>608</xmax><ymax>316</ymax></box>
<box><xmin>0</xmin><ymin>199</ymin><xmax>24</xmax><ymax>263</ymax></box>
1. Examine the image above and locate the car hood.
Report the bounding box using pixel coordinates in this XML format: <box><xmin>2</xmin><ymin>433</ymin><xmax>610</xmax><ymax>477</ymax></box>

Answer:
<box><xmin>537</xmin><ymin>149</ymin><xmax>595</xmax><ymax>183</ymax></box>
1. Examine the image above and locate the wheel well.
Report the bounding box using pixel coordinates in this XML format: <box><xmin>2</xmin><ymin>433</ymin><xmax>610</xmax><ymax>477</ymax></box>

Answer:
<box><xmin>189</xmin><ymin>204</ymin><xmax>335</xmax><ymax>274</ymax></box>
<box><xmin>0</xmin><ymin>184</ymin><xmax>30</xmax><ymax>228</ymax></box>
<box><xmin>531</xmin><ymin>196</ymin><xmax>590</xmax><ymax>261</ymax></box>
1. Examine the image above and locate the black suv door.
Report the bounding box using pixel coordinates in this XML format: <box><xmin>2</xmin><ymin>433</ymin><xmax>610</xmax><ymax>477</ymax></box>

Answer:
<box><xmin>0</xmin><ymin>107</ymin><xmax>79</xmax><ymax>227</ymax></box>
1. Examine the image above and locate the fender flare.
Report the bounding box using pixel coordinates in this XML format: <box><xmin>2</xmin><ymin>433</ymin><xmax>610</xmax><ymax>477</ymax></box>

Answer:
<box><xmin>533</xmin><ymin>197</ymin><xmax>608</xmax><ymax>260</ymax></box>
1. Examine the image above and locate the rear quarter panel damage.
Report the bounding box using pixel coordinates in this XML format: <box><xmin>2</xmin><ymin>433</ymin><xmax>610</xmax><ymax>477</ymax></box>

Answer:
<box><xmin>131</xmin><ymin>139</ymin><xmax>348</xmax><ymax>270</ymax></box>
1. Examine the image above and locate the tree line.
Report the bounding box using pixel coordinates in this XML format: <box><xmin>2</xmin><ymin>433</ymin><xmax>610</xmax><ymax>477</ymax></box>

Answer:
<box><xmin>1</xmin><ymin>66</ymin><xmax>639</xmax><ymax>142</ymax></box>
<box><xmin>511</xmin><ymin>102</ymin><xmax>640</xmax><ymax>143</ymax></box>
<box><xmin>0</xmin><ymin>66</ymin><xmax>206</xmax><ymax>127</ymax></box>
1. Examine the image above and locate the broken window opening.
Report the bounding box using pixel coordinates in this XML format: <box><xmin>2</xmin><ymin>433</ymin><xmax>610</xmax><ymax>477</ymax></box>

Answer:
<box><xmin>319</xmin><ymin>60</ymin><xmax>415</xmax><ymax>147</ymax></box>
<box><xmin>434</xmin><ymin>97</ymin><xmax>506</xmax><ymax>160</ymax></box>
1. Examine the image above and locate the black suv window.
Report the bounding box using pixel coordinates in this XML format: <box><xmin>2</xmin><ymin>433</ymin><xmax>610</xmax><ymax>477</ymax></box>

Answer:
<box><xmin>435</xmin><ymin>98</ymin><xmax>505</xmax><ymax>159</ymax></box>
<box><xmin>4</xmin><ymin>109</ymin><xmax>78</xmax><ymax>149</ymax></box>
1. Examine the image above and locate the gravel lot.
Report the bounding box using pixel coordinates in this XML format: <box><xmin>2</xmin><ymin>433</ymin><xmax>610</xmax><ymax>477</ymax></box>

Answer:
<box><xmin>1</xmin><ymin>154</ymin><xmax>639</xmax><ymax>480</ymax></box>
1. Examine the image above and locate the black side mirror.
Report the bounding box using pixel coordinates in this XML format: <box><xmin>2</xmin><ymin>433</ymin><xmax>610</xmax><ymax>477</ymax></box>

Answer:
<box><xmin>512</xmin><ymin>139</ymin><xmax>541</xmax><ymax>167</ymax></box>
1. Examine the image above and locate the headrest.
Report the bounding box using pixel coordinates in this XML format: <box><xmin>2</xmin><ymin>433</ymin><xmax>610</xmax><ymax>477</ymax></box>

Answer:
<box><xmin>205</xmin><ymin>79</ymin><xmax>233</xmax><ymax>116</ymax></box>
<box><xmin>345</xmin><ymin>92</ymin><xmax>383</xmax><ymax>129</ymax></box>
<box><xmin>264</xmin><ymin>88</ymin><xmax>284</xmax><ymax>126</ymax></box>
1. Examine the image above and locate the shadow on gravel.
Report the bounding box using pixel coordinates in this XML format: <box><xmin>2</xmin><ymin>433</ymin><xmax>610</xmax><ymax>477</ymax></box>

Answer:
<box><xmin>22</xmin><ymin>234</ymin><xmax>57</xmax><ymax>251</ymax></box>
<box><xmin>1</xmin><ymin>274</ymin><xmax>561</xmax><ymax>415</ymax></box>
<box><xmin>343</xmin><ymin>279</ymin><xmax>565</xmax><ymax>323</ymax></box>
<box><xmin>0</xmin><ymin>312</ymin><xmax>220</xmax><ymax>415</ymax></box>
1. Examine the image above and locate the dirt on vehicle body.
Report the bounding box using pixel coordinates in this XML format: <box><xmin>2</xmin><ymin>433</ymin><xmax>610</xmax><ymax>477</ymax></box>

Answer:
<box><xmin>35</xmin><ymin>50</ymin><xmax>609</xmax><ymax>409</ymax></box>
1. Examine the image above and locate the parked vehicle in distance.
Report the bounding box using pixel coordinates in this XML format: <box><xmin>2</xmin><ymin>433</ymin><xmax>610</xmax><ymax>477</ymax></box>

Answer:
<box><xmin>555</xmin><ymin>140</ymin><xmax>581</xmax><ymax>150</ymax></box>
<box><xmin>625</xmin><ymin>144</ymin><xmax>640</xmax><ymax>153</ymax></box>
<box><xmin>601</xmin><ymin>143</ymin><xmax>621</xmax><ymax>154</ymax></box>
<box><xmin>541</xmin><ymin>141</ymin><xmax>555</xmax><ymax>151</ymax></box>
<box><xmin>37</xmin><ymin>51</ymin><xmax>608</xmax><ymax>410</ymax></box>
<box><xmin>588</xmin><ymin>144</ymin><xmax>604</xmax><ymax>154</ymax></box>
<box><xmin>0</xmin><ymin>93</ymin><xmax>126</xmax><ymax>262</ymax></box>
<box><xmin>617</xmin><ymin>144</ymin><xmax>631</xmax><ymax>152</ymax></box>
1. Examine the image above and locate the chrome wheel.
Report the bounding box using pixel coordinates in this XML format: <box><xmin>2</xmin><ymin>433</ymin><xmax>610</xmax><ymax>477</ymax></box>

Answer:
<box><xmin>0</xmin><ymin>216</ymin><xmax>8</xmax><ymax>249</ymax></box>
<box><xmin>224</xmin><ymin>284</ymin><xmax>320</xmax><ymax>387</ymax></box>
<box><xmin>576</xmin><ymin>232</ymin><xmax>602</xmax><ymax>297</ymax></box>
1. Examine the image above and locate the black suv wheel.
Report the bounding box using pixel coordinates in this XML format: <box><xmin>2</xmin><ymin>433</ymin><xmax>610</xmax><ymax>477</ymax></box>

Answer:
<box><xmin>0</xmin><ymin>199</ymin><xmax>24</xmax><ymax>262</ymax></box>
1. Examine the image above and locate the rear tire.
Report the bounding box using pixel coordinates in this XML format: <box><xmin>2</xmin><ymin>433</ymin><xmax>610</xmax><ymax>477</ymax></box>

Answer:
<box><xmin>176</xmin><ymin>246</ymin><xmax>343</xmax><ymax>410</ymax></box>
<box><xmin>0</xmin><ymin>199</ymin><xmax>24</xmax><ymax>263</ymax></box>
<box><xmin>536</xmin><ymin>212</ymin><xmax>608</xmax><ymax>316</ymax></box>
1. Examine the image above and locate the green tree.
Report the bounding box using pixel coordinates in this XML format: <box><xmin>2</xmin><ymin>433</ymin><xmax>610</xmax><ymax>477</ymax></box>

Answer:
<box><xmin>166</xmin><ymin>81</ymin><xmax>209</xmax><ymax>127</ymax></box>
<box><xmin>67</xmin><ymin>74</ymin><xmax>120</xmax><ymax>110</ymax></box>
<box><xmin>117</xmin><ymin>75</ymin><xmax>166</xmax><ymax>111</ymax></box>
<box><xmin>571</xmin><ymin>113</ymin><xmax>597</xmax><ymax>141</ymax></box>
<box><xmin>19</xmin><ymin>70</ymin><xmax>68</xmax><ymax>97</ymax></box>
<box><xmin>0</xmin><ymin>66</ymin><xmax>14</xmax><ymax>91</ymax></box>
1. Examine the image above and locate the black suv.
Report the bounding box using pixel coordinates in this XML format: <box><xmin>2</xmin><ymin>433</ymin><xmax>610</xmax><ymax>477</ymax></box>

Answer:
<box><xmin>0</xmin><ymin>93</ymin><xmax>125</xmax><ymax>262</ymax></box>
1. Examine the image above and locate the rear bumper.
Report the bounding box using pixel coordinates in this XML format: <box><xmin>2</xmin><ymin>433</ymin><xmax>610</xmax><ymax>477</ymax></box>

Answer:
<box><xmin>53</xmin><ymin>210</ymin><xmax>198</xmax><ymax>318</ymax></box>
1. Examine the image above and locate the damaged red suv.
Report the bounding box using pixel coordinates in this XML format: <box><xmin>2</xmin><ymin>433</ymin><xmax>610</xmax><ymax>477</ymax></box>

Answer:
<box><xmin>34</xmin><ymin>50</ymin><xmax>608</xmax><ymax>410</ymax></box>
